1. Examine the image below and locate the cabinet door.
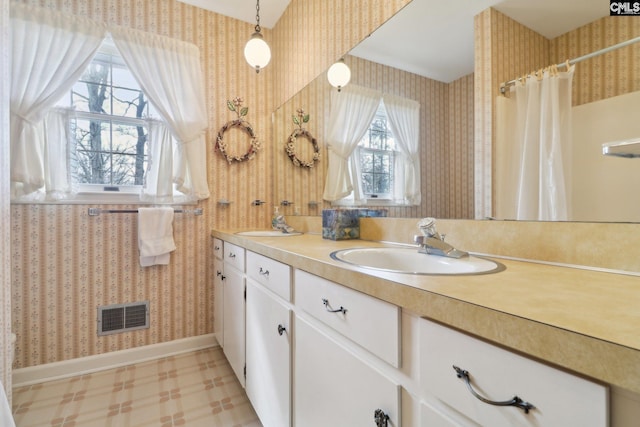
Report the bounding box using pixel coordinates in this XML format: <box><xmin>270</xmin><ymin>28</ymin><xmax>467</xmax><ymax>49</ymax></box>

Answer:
<box><xmin>213</xmin><ymin>256</ymin><xmax>224</xmax><ymax>347</ymax></box>
<box><xmin>246</xmin><ymin>280</ymin><xmax>291</xmax><ymax>427</ymax></box>
<box><xmin>294</xmin><ymin>316</ymin><xmax>400</xmax><ymax>427</ymax></box>
<box><xmin>222</xmin><ymin>264</ymin><xmax>245</xmax><ymax>387</ymax></box>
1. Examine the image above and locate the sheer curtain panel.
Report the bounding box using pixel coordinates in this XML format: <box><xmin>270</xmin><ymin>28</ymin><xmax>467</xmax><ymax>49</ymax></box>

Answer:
<box><xmin>111</xmin><ymin>27</ymin><xmax>210</xmax><ymax>202</ymax></box>
<box><xmin>383</xmin><ymin>94</ymin><xmax>421</xmax><ymax>205</ymax></box>
<box><xmin>322</xmin><ymin>85</ymin><xmax>382</xmax><ymax>201</ymax></box>
<box><xmin>10</xmin><ymin>3</ymin><xmax>105</xmax><ymax>200</ymax></box>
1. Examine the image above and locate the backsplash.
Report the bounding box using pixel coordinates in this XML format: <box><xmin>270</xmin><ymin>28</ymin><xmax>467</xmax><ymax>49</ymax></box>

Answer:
<box><xmin>288</xmin><ymin>215</ymin><xmax>640</xmax><ymax>273</ymax></box>
<box><xmin>363</xmin><ymin>218</ymin><xmax>640</xmax><ymax>274</ymax></box>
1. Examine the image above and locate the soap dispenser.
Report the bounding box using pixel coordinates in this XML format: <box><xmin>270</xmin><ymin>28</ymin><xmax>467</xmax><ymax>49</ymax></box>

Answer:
<box><xmin>271</xmin><ymin>206</ymin><xmax>280</xmax><ymax>230</ymax></box>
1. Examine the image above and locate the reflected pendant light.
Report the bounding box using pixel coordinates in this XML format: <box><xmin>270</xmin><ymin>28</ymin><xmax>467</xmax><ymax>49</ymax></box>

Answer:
<box><xmin>327</xmin><ymin>58</ymin><xmax>351</xmax><ymax>91</ymax></box>
<box><xmin>244</xmin><ymin>0</ymin><xmax>271</xmax><ymax>73</ymax></box>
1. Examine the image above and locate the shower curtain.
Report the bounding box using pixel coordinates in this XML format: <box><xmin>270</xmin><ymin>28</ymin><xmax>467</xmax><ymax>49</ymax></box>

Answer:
<box><xmin>503</xmin><ymin>65</ymin><xmax>575</xmax><ymax>221</ymax></box>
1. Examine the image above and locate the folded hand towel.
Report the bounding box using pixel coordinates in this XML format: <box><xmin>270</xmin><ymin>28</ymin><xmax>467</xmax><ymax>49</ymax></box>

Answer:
<box><xmin>138</xmin><ymin>207</ymin><xmax>176</xmax><ymax>267</ymax></box>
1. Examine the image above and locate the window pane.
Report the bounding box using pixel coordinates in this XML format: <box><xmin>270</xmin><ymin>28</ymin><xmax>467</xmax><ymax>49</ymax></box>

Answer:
<box><xmin>75</xmin><ymin>146</ymin><xmax>109</xmax><ymax>184</ymax></box>
<box><xmin>72</xmin><ymin>82</ymin><xmax>112</xmax><ymax>114</ymax></box>
<box><xmin>356</xmin><ymin>104</ymin><xmax>398</xmax><ymax>198</ymax></box>
<box><xmin>112</xmin><ymin>87</ymin><xmax>148</xmax><ymax>118</ymax></box>
<box><xmin>361</xmin><ymin>173</ymin><xmax>373</xmax><ymax>194</ymax></box>
<box><xmin>110</xmin><ymin>152</ymin><xmax>142</xmax><ymax>186</ymax></box>
<box><xmin>113</xmin><ymin>123</ymin><xmax>147</xmax><ymax>154</ymax></box>
<box><xmin>112</xmin><ymin>65</ymin><xmax>142</xmax><ymax>91</ymax></box>
<box><xmin>374</xmin><ymin>174</ymin><xmax>390</xmax><ymax>194</ymax></box>
<box><xmin>373</xmin><ymin>153</ymin><xmax>386</xmax><ymax>173</ymax></box>
<box><xmin>72</xmin><ymin>118</ymin><xmax>147</xmax><ymax>186</ymax></box>
<box><xmin>359</xmin><ymin>151</ymin><xmax>372</xmax><ymax>172</ymax></box>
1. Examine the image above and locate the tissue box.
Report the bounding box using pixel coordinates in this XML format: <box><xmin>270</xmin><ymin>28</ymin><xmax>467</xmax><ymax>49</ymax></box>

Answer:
<box><xmin>356</xmin><ymin>208</ymin><xmax>388</xmax><ymax>218</ymax></box>
<box><xmin>322</xmin><ymin>209</ymin><xmax>360</xmax><ymax>240</ymax></box>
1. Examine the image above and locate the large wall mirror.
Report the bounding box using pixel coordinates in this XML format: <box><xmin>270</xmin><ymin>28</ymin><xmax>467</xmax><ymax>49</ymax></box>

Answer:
<box><xmin>273</xmin><ymin>0</ymin><xmax>640</xmax><ymax>222</ymax></box>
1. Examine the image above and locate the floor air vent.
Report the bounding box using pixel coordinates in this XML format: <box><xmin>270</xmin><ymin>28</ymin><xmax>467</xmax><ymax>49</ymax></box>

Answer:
<box><xmin>98</xmin><ymin>301</ymin><xmax>150</xmax><ymax>336</ymax></box>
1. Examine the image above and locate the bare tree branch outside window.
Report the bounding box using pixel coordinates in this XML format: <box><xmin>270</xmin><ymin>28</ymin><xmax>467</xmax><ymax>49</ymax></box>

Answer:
<box><xmin>70</xmin><ymin>51</ymin><xmax>149</xmax><ymax>188</ymax></box>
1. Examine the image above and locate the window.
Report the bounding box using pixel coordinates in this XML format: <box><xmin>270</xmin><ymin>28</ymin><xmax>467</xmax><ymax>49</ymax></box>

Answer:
<box><xmin>57</xmin><ymin>39</ymin><xmax>158</xmax><ymax>194</ymax></box>
<box><xmin>356</xmin><ymin>105</ymin><xmax>396</xmax><ymax>200</ymax></box>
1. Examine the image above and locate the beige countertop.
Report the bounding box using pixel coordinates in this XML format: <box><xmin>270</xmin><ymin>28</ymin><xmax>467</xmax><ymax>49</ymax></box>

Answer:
<box><xmin>212</xmin><ymin>229</ymin><xmax>640</xmax><ymax>394</ymax></box>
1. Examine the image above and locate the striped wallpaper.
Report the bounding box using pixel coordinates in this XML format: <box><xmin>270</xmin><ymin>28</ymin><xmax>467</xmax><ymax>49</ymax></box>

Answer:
<box><xmin>551</xmin><ymin>16</ymin><xmax>640</xmax><ymax>106</ymax></box>
<box><xmin>1</xmin><ymin>0</ymin><xmax>11</xmax><ymax>398</ymax></box>
<box><xmin>9</xmin><ymin>0</ymin><xmax>407</xmax><ymax>370</ymax></box>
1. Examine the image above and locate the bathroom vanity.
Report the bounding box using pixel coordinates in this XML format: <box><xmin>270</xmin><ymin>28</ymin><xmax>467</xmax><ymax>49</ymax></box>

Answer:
<box><xmin>212</xmin><ymin>229</ymin><xmax>640</xmax><ymax>427</ymax></box>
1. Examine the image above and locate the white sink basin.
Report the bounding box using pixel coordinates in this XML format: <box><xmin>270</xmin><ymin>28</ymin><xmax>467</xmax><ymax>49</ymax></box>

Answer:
<box><xmin>235</xmin><ymin>230</ymin><xmax>303</xmax><ymax>237</ymax></box>
<box><xmin>330</xmin><ymin>247</ymin><xmax>504</xmax><ymax>275</ymax></box>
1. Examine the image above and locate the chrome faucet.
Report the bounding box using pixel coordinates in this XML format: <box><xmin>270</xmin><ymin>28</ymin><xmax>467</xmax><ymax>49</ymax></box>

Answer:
<box><xmin>273</xmin><ymin>215</ymin><xmax>296</xmax><ymax>233</ymax></box>
<box><xmin>414</xmin><ymin>218</ymin><xmax>468</xmax><ymax>258</ymax></box>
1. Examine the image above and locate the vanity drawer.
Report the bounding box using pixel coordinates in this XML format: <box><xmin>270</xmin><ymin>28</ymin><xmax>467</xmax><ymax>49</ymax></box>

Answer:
<box><xmin>294</xmin><ymin>269</ymin><xmax>400</xmax><ymax>367</ymax></box>
<box><xmin>213</xmin><ymin>238</ymin><xmax>223</xmax><ymax>260</ymax></box>
<box><xmin>420</xmin><ymin>319</ymin><xmax>608</xmax><ymax>427</ymax></box>
<box><xmin>246</xmin><ymin>251</ymin><xmax>291</xmax><ymax>301</ymax></box>
<box><xmin>223</xmin><ymin>242</ymin><xmax>245</xmax><ymax>271</ymax></box>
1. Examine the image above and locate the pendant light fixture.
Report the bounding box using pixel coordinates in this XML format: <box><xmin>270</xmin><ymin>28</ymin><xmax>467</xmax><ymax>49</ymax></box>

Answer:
<box><xmin>327</xmin><ymin>58</ymin><xmax>351</xmax><ymax>92</ymax></box>
<box><xmin>244</xmin><ymin>0</ymin><xmax>271</xmax><ymax>73</ymax></box>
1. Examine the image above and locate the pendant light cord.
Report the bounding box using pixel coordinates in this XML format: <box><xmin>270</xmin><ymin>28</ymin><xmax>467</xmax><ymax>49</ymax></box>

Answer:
<box><xmin>255</xmin><ymin>0</ymin><xmax>262</xmax><ymax>33</ymax></box>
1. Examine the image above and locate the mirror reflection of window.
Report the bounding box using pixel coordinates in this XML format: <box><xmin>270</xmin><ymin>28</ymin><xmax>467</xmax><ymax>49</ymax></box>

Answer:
<box><xmin>356</xmin><ymin>105</ymin><xmax>395</xmax><ymax>200</ymax></box>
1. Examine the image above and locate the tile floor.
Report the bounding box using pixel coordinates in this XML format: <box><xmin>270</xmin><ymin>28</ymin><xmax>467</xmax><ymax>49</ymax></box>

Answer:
<box><xmin>12</xmin><ymin>347</ymin><xmax>262</xmax><ymax>427</ymax></box>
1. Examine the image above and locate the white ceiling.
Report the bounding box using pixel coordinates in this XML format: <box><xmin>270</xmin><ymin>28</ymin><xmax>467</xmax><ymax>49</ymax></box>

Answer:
<box><xmin>177</xmin><ymin>0</ymin><xmax>291</xmax><ymax>29</ymax></box>
<box><xmin>178</xmin><ymin>0</ymin><xmax>609</xmax><ymax>83</ymax></box>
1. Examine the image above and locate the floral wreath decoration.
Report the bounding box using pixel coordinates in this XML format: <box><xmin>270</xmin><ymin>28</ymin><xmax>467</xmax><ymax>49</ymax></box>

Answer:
<box><xmin>216</xmin><ymin>97</ymin><xmax>262</xmax><ymax>163</ymax></box>
<box><xmin>286</xmin><ymin>108</ymin><xmax>320</xmax><ymax>169</ymax></box>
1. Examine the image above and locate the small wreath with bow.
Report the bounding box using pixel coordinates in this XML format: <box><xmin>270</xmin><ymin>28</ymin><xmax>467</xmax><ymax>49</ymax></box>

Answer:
<box><xmin>286</xmin><ymin>109</ymin><xmax>320</xmax><ymax>169</ymax></box>
<box><xmin>216</xmin><ymin>98</ymin><xmax>262</xmax><ymax>163</ymax></box>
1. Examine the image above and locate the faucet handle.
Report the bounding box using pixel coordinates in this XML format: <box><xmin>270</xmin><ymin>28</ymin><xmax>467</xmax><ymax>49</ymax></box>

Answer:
<box><xmin>417</xmin><ymin>217</ymin><xmax>437</xmax><ymax>237</ymax></box>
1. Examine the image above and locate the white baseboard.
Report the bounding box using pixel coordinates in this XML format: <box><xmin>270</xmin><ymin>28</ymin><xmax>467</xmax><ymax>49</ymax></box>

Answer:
<box><xmin>12</xmin><ymin>334</ymin><xmax>219</xmax><ymax>388</ymax></box>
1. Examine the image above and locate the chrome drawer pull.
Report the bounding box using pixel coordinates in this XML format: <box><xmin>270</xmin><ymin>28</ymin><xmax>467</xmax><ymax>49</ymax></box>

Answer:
<box><xmin>259</xmin><ymin>267</ymin><xmax>270</xmax><ymax>277</ymax></box>
<box><xmin>228</xmin><ymin>252</ymin><xmax>236</xmax><ymax>258</ymax></box>
<box><xmin>453</xmin><ymin>365</ymin><xmax>535</xmax><ymax>414</ymax></box>
<box><xmin>374</xmin><ymin>409</ymin><xmax>389</xmax><ymax>426</ymax></box>
<box><xmin>277</xmin><ymin>324</ymin><xmax>286</xmax><ymax>336</ymax></box>
<box><xmin>322</xmin><ymin>298</ymin><xmax>347</xmax><ymax>314</ymax></box>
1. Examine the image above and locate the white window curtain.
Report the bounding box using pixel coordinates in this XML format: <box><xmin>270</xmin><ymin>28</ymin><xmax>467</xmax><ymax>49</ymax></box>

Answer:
<box><xmin>10</xmin><ymin>3</ymin><xmax>106</xmax><ymax>201</ymax></box>
<box><xmin>510</xmin><ymin>65</ymin><xmax>575</xmax><ymax>221</ymax></box>
<box><xmin>143</xmin><ymin>121</ymin><xmax>175</xmax><ymax>203</ymax></box>
<box><xmin>382</xmin><ymin>94</ymin><xmax>421</xmax><ymax>205</ymax></box>
<box><xmin>323</xmin><ymin>85</ymin><xmax>382</xmax><ymax>201</ymax></box>
<box><xmin>111</xmin><ymin>27</ymin><xmax>210</xmax><ymax>202</ymax></box>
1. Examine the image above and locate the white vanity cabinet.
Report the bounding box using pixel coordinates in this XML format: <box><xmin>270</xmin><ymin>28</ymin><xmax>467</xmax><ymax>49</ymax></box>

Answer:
<box><xmin>245</xmin><ymin>251</ymin><xmax>292</xmax><ymax>427</ymax></box>
<box><xmin>419</xmin><ymin>319</ymin><xmax>609</xmax><ymax>427</ymax></box>
<box><xmin>221</xmin><ymin>242</ymin><xmax>246</xmax><ymax>387</ymax></box>
<box><xmin>295</xmin><ymin>315</ymin><xmax>400</xmax><ymax>427</ymax></box>
<box><xmin>294</xmin><ymin>269</ymin><xmax>401</xmax><ymax>426</ymax></box>
<box><xmin>212</xmin><ymin>238</ymin><xmax>224</xmax><ymax>346</ymax></box>
<box><xmin>214</xmin><ymin>236</ymin><xmax>616</xmax><ymax>427</ymax></box>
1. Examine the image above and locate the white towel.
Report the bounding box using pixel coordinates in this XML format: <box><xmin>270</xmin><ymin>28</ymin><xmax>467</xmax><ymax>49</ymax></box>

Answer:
<box><xmin>138</xmin><ymin>207</ymin><xmax>176</xmax><ymax>267</ymax></box>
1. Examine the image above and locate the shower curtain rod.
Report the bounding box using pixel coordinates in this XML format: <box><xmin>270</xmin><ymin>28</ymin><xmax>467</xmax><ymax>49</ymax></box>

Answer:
<box><xmin>88</xmin><ymin>207</ymin><xmax>203</xmax><ymax>216</ymax></box>
<box><xmin>499</xmin><ymin>35</ymin><xmax>640</xmax><ymax>93</ymax></box>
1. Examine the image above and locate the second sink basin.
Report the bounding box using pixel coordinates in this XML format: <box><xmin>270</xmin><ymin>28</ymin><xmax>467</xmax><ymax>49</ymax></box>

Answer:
<box><xmin>330</xmin><ymin>247</ymin><xmax>504</xmax><ymax>275</ymax></box>
<box><xmin>235</xmin><ymin>230</ymin><xmax>303</xmax><ymax>237</ymax></box>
